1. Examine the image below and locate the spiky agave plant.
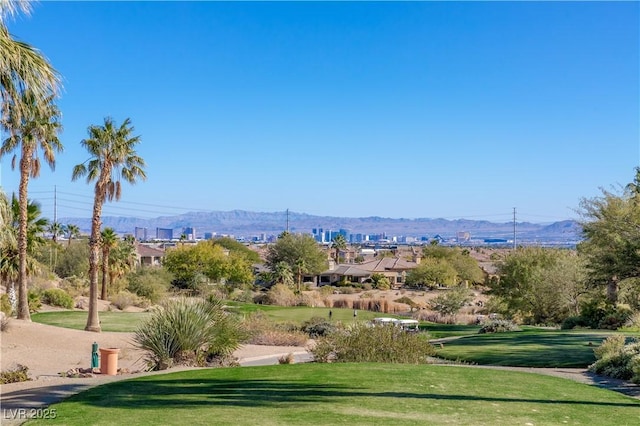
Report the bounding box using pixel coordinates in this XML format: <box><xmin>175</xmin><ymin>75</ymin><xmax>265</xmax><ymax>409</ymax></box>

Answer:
<box><xmin>133</xmin><ymin>297</ymin><xmax>244</xmax><ymax>370</ymax></box>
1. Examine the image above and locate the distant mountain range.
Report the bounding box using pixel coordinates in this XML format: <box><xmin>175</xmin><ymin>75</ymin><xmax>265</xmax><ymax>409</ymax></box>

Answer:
<box><xmin>59</xmin><ymin>210</ymin><xmax>583</xmax><ymax>244</ymax></box>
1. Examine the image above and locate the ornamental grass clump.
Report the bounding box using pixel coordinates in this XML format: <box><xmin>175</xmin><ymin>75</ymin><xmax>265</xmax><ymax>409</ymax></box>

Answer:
<box><xmin>311</xmin><ymin>322</ymin><xmax>435</xmax><ymax>364</ymax></box>
<box><xmin>588</xmin><ymin>334</ymin><xmax>640</xmax><ymax>382</ymax></box>
<box><xmin>133</xmin><ymin>297</ymin><xmax>244</xmax><ymax>370</ymax></box>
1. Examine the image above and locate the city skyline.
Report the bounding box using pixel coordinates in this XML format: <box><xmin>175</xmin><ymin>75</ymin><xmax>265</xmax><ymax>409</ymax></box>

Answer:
<box><xmin>1</xmin><ymin>2</ymin><xmax>638</xmax><ymax>224</ymax></box>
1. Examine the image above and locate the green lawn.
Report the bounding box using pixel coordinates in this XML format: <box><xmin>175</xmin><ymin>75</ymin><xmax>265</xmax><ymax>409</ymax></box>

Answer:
<box><xmin>31</xmin><ymin>311</ymin><xmax>151</xmax><ymax>332</ymax></box>
<box><xmin>435</xmin><ymin>329</ymin><xmax>628</xmax><ymax>368</ymax></box>
<box><xmin>420</xmin><ymin>323</ymin><xmax>481</xmax><ymax>339</ymax></box>
<box><xmin>31</xmin><ymin>305</ymin><xmax>384</xmax><ymax>332</ymax></box>
<box><xmin>26</xmin><ymin>363</ymin><xmax>640</xmax><ymax>425</ymax></box>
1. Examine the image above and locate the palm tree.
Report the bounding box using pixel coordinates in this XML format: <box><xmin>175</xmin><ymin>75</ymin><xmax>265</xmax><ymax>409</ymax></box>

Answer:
<box><xmin>100</xmin><ymin>227</ymin><xmax>118</xmax><ymax>300</ymax></box>
<box><xmin>65</xmin><ymin>223</ymin><xmax>80</xmax><ymax>246</ymax></box>
<box><xmin>47</xmin><ymin>221</ymin><xmax>63</xmax><ymax>243</ymax></box>
<box><xmin>0</xmin><ymin>1</ymin><xmax>60</xmax><ymax>114</ymax></box>
<box><xmin>1</xmin><ymin>196</ymin><xmax>47</xmax><ymax>312</ymax></box>
<box><xmin>331</xmin><ymin>234</ymin><xmax>347</xmax><ymax>264</ymax></box>
<box><xmin>1</xmin><ymin>92</ymin><xmax>61</xmax><ymax>321</ymax></box>
<box><xmin>72</xmin><ymin>117</ymin><xmax>146</xmax><ymax>332</ymax></box>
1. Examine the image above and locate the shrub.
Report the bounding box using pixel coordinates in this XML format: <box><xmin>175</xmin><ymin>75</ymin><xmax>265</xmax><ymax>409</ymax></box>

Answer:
<box><xmin>1</xmin><ymin>294</ymin><xmax>12</xmax><ymax>317</ymax></box>
<box><xmin>242</xmin><ymin>311</ymin><xmax>308</xmax><ymax>346</ymax></box>
<box><xmin>478</xmin><ymin>319</ymin><xmax>520</xmax><ymax>334</ymax></box>
<box><xmin>28</xmin><ymin>290</ymin><xmax>41</xmax><ymax>313</ymax></box>
<box><xmin>429</xmin><ymin>287</ymin><xmax>473</xmax><ymax>317</ymax></box>
<box><xmin>110</xmin><ymin>290</ymin><xmax>147</xmax><ymax>310</ymax></box>
<box><xmin>311</xmin><ymin>322</ymin><xmax>436</xmax><ymax>364</ymax></box>
<box><xmin>133</xmin><ymin>297</ymin><xmax>244</xmax><ymax>370</ymax></box>
<box><xmin>59</xmin><ymin>276</ymin><xmax>89</xmax><ymax>298</ymax></box>
<box><xmin>127</xmin><ymin>267</ymin><xmax>172</xmax><ymax>304</ymax></box>
<box><xmin>561</xmin><ymin>315</ymin><xmax>589</xmax><ymax>330</ymax></box>
<box><xmin>622</xmin><ymin>312</ymin><xmax>640</xmax><ymax>332</ymax></box>
<box><xmin>588</xmin><ymin>335</ymin><xmax>640</xmax><ymax>381</ymax></box>
<box><xmin>41</xmin><ymin>289</ymin><xmax>74</xmax><ymax>309</ymax></box>
<box><xmin>301</xmin><ymin>316</ymin><xmax>337</xmax><ymax>338</ymax></box>
<box><xmin>0</xmin><ymin>364</ymin><xmax>30</xmax><ymax>384</ymax></box>
<box><xmin>265</xmin><ymin>283</ymin><xmax>297</xmax><ymax>306</ymax></box>
<box><xmin>278</xmin><ymin>353</ymin><xmax>295</xmax><ymax>364</ymax></box>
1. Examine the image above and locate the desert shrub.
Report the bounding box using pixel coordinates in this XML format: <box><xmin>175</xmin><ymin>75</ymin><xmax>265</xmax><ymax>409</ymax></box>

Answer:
<box><xmin>394</xmin><ymin>296</ymin><xmax>418</xmax><ymax>312</ymax></box>
<box><xmin>265</xmin><ymin>283</ymin><xmax>298</xmax><ymax>306</ymax></box>
<box><xmin>28</xmin><ymin>290</ymin><xmax>41</xmax><ymax>313</ymax></box>
<box><xmin>59</xmin><ymin>276</ymin><xmax>89</xmax><ymax>298</ymax></box>
<box><xmin>1</xmin><ymin>313</ymin><xmax>9</xmax><ymax>332</ymax></box>
<box><xmin>0</xmin><ymin>364</ymin><xmax>30</xmax><ymax>384</ymax></box>
<box><xmin>310</xmin><ymin>322</ymin><xmax>436</xmax><ymax>363</ymax></box>
<box><xmin>1</xmin><ymin>294</ymin><xmax>12</xmax><ymax>317</ymax></box>
<box><xmin>478</xmin><ymin>319</ymin><xmax>520</xmax><ymax>334</ymax></box>
<box><xmin>111</xmin><ymin>290</ymin><xmax>148</xmax><ymax>310</ymax></box>
<box><xmin>317</xmin><ymin>286</ymin><xmax>335</xmax><ymax>297</ymax></box>
<box><xmin>242</xmin><ymin>311</ymin><xmax>307</xmax><ymax>346</ymax></box>
<box><xmin>133</xmin><ymin>297</ymin><xmax>244</xmax><ymax>370</ymax></box>
<box><xmin>127</xmin><ymin>267</ymin><xmax>172</xmax><ymax>304</ymax></box>
<box><xmin>278</xmin><ymin>353</ymin><xmax>295</xmax><ymax>364</ymax></box>
<box><xmin>371</xmin><ymin>273</ymin><xmax>391</xmax><ymax>290</ymax></box>
<box><xmin>41</xmin><ymin>288</ymin><xmax>74</xmax><ymax>309</ymax></box>
<box><xmin>588</xmin><ymin>335</ymin><xmax>640</xmax><ymax>382</ymax></box>
<box><xmin>301</xmin><ymin>316</ymin><xmax>338</xmax><ymax>338</ymax></box>
<box><xmin>297</xmin><ymin>292</ymin><xmax>322</xmax><ymax>307</ymax></box>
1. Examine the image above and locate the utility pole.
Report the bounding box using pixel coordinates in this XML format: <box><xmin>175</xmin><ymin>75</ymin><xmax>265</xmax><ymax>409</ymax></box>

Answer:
<box><xmin>286</xmin><ymin>208</ymin><xmax>289</xmax><ymax>233</ymax></box>
<box><xmin>513</xmin><ymin>207</ymin><xmax>517</xmax><ymax>250</ymax></box>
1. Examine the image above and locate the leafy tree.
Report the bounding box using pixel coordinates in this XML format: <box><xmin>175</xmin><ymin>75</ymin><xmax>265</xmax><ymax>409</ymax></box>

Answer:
<box><xmin>54</xmin><ymin>240</ymin><xmax>89</xmax><ymax>279</ymax></box>
<box><xmin>490</xmin><ymin>247</ymin><xmax>587</xmax><ymax>324</ymax></box>
<box><xmin>72</xmin><ymin>117</ymin><xmax>146</xmax><ymax>332</ymax></box>
<box><xmin>213</xmin><ymin>237</ymin><xmax>260</xmax><ymax>263</ymax></box>
<box><xmin>578</xmin><ymin>174</ymin><xmax>640</xmax><ymax>303</ymax></box>
<box><xmin>265</xmin><ymin>233</ymin><xmax>327</xmax><ymax>284</ymax></box>
<box><xmin>370</xmin><ymin>273</ymin><xmax>390</xmax><ymax>290</ymax></box>
<box><xmin>405</xmin><ymin>258</ymin><xmax>457</xmax><ymax>289</ymax></box>
<box><xmin>1</xmin><ymin>92</ymin><xmax>61</xmax><ymax>321</ymax></box>
<box><xmin>163</xmin><ymin>241</ymin><xmax>253</xmax><ymax>292</ymax></box>
<box><xmin>272</xmin><ymin>261</ymin><xmax>294</xmax><ymax>288</ymax></box>
<box><xmin>429</xmin><ymin>286</ymin><xmax>473</xmax><ymax>317</ymax></box>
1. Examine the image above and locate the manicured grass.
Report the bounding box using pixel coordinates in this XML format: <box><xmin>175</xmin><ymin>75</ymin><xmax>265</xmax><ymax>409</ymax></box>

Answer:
<box><xmin>31</xmin><ymin>311</ymin><xmax>151</xmax><ymax>332</ymax></box>
<box><xmin>435</xmin><ymin>329</ymin><xmax>626</xmax><ymax>368</ymax></box>
<box><xmin>32</xmin><ymin>305</ymin><xmax>383</xmax><ymax>332</ymax></box>
<box><xmin>421</xmin><ymin>323</ymin><xmax>481</xmax><ymax>339</ymax></box>
<box><xmin>27</xmin><ymin>363</ymin><xmax>640</xmax><ymax>425</ymax></box>
<box><xmin>225</xmin><ymin>302</ymin><xmax>386</xmax><ymax>323</ymax></box>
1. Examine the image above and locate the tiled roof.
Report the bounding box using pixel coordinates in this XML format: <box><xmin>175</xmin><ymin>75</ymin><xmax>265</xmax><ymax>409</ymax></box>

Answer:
<box><xmin>136</xmin><ymin>244</ymin><xmax>165</xmax><ymax>257</ymax></box>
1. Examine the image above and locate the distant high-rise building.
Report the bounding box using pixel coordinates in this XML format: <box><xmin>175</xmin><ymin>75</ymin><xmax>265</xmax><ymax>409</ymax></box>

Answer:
<box><xmin>457</xmin><ymin>231</ymin><xmax>471</xmax><ymax>242</ymax></box>
<box><xmin>183</xmin><ymin>227</ymin><xmax>196</xmax><ymax>241</ymax></box>
<box><xmin>156</xmin><ymin>227</ymin><xmax>173</xmax><ymax>240</ymax></box>
<box><xmin>134</xmin><ymin>227</ymin><xmax>148</xmax><ymax>241</ymax></box>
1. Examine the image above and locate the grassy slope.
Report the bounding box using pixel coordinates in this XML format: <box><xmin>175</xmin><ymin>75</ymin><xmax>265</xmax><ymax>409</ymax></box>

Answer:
<box><xmin>27</xmin><ymin>363</ymin><xmax>640</xmax><ymax>426</ymax></box>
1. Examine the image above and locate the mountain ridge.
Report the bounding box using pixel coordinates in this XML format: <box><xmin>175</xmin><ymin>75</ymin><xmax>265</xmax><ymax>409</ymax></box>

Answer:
<box><xmin>58</xmin><ymin>210</ymin><xmax>582</xmax><ymax>243</ymax></box>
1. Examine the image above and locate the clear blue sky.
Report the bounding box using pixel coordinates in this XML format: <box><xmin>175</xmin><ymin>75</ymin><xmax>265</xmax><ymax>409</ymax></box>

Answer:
<box><xmin>1</xmin><ymin>1</ymin><xmax>638</xmax><ymax>224</ymax></box>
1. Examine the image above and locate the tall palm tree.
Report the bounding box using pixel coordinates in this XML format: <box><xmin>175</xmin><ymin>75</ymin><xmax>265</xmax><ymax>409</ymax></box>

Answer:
<box><xmin>47</xmin><ymin>221</ymin><xmax>63</xmax><ymax>243</ymax></box>
<box><xmin>72</xmin><ymin>117</ymin><xmax>146</xmax><ymax>332</ymax></box>
<box><xmin>0</xmin><ymin>1</ymin><xmax>60</xmax><ymax>114</ymax></box>
<box><xmin>65</xmin><ymin>223</ymin><xmax>81</xmax><ymax>246</ymax></box>
<box><xmin>331</xmin><ymin>234</ymin><xmax>347</xmax><ymax>264</ymax></box>
<box><xmin>1</xmin><ymin>196</ymin><xmax>47</xmax><ymax>312</ymax></box>
<box><xmin>99</xmin><ymin>227</ymin><xmax>118</xmax><ymax>300</ymax></box>
<box><xmin>1</xmin><ymin>92</ymin><xmax>61</xmax><ymax>321</ymax></box>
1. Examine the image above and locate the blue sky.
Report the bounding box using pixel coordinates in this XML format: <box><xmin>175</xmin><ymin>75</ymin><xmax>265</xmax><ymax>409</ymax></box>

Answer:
<box><xmin>1</xmin><ymin>1</ymin><xmax>638</xmax><ymax>224</ymax></box>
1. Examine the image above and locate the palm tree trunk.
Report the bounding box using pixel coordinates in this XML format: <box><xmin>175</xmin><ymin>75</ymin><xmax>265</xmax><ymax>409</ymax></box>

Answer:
<box><xmin>17</xmin><ymin>151</ymin><xmax>31</xmax><ymax>321</ymax></box>
<box><xmin>85</xmin><ymin>184</ymin><xmax>106</xmax><ymax>332</ymax></box>
<box><xmin>101</xmin><ymin>250</ymin><xmax>109</xmax><ymax>300</ymax></box>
